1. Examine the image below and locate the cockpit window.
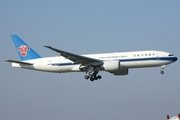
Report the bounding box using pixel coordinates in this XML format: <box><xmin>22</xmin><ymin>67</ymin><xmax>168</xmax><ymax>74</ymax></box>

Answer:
<box><xmin>169</xmin><ymin>54</ymin><xmax>174</xmax><ymax>56</ymax></box>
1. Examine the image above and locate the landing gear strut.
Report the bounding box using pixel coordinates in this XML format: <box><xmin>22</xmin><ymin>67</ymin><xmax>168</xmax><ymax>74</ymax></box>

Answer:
<box><xmin>160</xmin><ymin>65</ymin><xmax>166</xmax><ymax>74</ymax></box>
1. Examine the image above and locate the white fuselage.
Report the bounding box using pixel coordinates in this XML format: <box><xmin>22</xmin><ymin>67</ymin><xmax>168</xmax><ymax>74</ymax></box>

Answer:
<box><xmin>12</xmin><ymin>50</ymin><xmax>177</xmax><ymax>73</ymax></box>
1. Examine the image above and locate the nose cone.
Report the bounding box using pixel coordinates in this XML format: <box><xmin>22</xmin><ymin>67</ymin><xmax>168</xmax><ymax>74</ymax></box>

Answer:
<box><xmin>167</xmin><ymin>56</ymin><xmax>178</xmax><ymax>63</ymax></box>
<box><xmin>174</xmin><ymin>57</ymin><xmax>178</xmax><ymax>62</ymax></box>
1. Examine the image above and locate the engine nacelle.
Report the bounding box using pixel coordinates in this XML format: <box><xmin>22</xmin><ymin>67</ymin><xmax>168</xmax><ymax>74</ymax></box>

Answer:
<box><xmin>102</xmin><ymin>60</ymin><xmax>120</xmax><ymax>71</ymax></box>
<box><xmin>102</xmin><ymin>60</ymin><xmax>128</xmax><ymax>75</ymax></box>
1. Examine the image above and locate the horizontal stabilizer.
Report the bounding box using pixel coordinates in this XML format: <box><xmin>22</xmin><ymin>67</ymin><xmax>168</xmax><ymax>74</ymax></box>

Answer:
<box><xmin>4</xmin><ymin>59</ymin><xmax>33</xmax><ymax>65</ymax></box>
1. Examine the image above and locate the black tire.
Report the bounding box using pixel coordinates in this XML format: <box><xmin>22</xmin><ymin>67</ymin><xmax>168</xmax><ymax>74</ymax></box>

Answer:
<box><xmin>90</xmin><ymin>77</ymin><xmax>94</xmax><ymax>81</ymax></box>
<box><xmin>98</xmin><ymin>75</ymin><xmax>102</xmax><ymax>79</ymax></box>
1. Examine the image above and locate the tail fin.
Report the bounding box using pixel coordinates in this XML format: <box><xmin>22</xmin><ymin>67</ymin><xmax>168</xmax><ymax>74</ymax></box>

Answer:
<box><xmin>11</xmin><ymin>35</ymin><xmax>41</xmax><ymax>61</ymax></box>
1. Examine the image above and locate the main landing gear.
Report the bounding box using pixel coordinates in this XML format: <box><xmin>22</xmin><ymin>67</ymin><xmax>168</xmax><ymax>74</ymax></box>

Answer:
<box><xmin>84</xmin><ymin>70</ymin><xmax>102</xmax><ymax>81</ymax></box>
<box><xmin>160</xmin><ymin>65</ymin><xmax>166</xmax><ymax>74</ymax></box>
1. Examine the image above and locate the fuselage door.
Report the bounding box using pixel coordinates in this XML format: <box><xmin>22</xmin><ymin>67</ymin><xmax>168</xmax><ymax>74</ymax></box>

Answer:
<box><xmin>156</xmin><ymin>53</ymin><xmax>161</xmax><ymax>60</ymax></box>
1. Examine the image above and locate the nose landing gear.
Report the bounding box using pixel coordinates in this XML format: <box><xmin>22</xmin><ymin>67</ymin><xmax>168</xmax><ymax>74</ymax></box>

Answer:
<box><xmin>160</xmin><ymin>65</ymin><xmax>166</xmax><ymax>74</ymax></box>
<box><xmin>160</xmin><ymin>71</ymin><xmax>164</xmax><ymax>74</ymax></box>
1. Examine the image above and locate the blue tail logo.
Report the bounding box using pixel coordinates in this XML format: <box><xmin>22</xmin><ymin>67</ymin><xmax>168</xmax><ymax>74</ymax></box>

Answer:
<box><xmin>11</xmin><ymin>35</ymin><xmax>41</xmax><ymax>61</ymax></box>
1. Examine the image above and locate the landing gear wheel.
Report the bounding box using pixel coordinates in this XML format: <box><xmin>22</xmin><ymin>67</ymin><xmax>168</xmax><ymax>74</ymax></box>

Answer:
<box><xmin>160</xmin><ymin>71</ymin><xmax>164</xmax><ymax>74</ymax></box>
<box><xmin>84</xmin><ymin>70</ymin><xmax>102</xmax><ymax>81</ymax></box>
<box><xmin>85</xmin><ymin>75</ymin><xmax>89</xmax><ymax>79</ymax></box>
<box><xmin>97</xmin><ymin>75</ymin><xmax>102</xmax><ymax>79</ymax></box>
<box><xmin>90</xmin><ymin>77</ymin><xmax>94</xmax><ymax>81</ymax></box>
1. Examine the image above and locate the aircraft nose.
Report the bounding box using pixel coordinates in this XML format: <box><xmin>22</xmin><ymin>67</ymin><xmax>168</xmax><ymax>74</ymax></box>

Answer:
<box><xmin>168</xmin><ymin>56</ymin><xmax>178</xmax><ymax>62</ymax></box>
<box><xmin>173</xmin><ymin>57</ymin><xmax>178</xmax><ymax>62</ymax></box>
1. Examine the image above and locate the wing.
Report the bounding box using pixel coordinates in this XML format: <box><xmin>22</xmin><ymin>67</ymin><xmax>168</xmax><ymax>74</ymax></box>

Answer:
<box><xmin>43</xmin><ymin>46</ymin><xmax>103</xmax><ymax>66</ymax></box>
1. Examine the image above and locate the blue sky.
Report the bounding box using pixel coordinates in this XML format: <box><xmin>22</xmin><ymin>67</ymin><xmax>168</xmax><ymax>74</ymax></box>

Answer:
<box><xmin>0</xmin><ymin>0</ymin><xmax>180</xmax><ymax>120</ymax></box>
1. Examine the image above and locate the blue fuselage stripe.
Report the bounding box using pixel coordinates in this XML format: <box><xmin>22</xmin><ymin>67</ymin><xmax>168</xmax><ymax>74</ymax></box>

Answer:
<box><xmin>48</xmin><ymin>57</ymin><xmax>177</xmax><ymax>66</ymax></box>
<box><xmin>120</xmin><ymin>57</ymin><xmax>177</xmax><ymax>62</ymax></box>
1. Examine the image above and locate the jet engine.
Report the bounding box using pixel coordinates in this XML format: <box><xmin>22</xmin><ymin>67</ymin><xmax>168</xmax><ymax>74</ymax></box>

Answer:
<box><xmin>102</xmin><ymin>60</ymin><xmax>128</xmax><ymax>75</ymax></box>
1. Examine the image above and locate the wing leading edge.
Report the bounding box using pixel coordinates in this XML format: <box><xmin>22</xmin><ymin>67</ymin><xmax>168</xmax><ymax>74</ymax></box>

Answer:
<box><xmin>43</xmin><ymin>46</ymin><xmax>103</xmax><ymax>66</ymax></box>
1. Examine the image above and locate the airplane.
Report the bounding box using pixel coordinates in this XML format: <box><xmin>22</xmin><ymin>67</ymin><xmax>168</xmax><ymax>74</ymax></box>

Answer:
<box><xmin>4</xmin><ymin>35</ymin><xmax>178</xmax><ymax>81</ymax></box>
<box><xmin>167</xmin><ymin>114</ymin><xmax>180</xmax><ymax>120</ymax></box>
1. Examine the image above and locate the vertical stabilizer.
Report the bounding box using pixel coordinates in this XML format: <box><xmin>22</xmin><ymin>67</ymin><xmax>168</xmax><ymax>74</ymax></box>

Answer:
<box><xmin>11</xmin><ymin>35</ymin><xmax>41</xmax><ymax>61</ymax></box>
